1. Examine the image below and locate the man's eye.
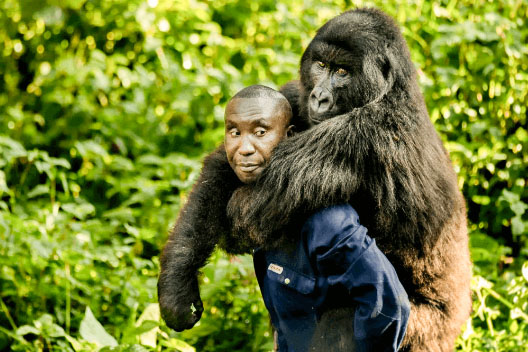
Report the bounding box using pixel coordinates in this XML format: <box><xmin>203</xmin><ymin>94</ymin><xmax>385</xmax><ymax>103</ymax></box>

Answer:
<box><xmin>229</xmin><ymin>129</ymin><xmax>240</xmax><ymax>137</ymax></box>
<box><xmin>336</xmin><ymin>67</ymin><xmax>348</xmax><ymax>76</ymax></box>
<box><xmin>255</xmin><ymin>129</ymin><xmax>266</xmax><ymax>136</ymax></box>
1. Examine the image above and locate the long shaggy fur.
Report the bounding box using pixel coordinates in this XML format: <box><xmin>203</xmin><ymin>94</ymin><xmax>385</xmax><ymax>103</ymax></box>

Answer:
<box><xmin>158</xmin><ymin>146</ymin><xmax>243</xmax><ymax>331</ymax></box>
<box><xmin>227</xmin><ymin>8</ymin><xmax>472</xmax><ymax>352</ymax></box>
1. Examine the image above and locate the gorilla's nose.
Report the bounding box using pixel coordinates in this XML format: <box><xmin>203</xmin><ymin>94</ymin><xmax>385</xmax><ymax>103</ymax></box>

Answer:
<box><xmin>309</xmin><ymin>87</ymin><xmax>334</xmax><ymax>114</ymax></box>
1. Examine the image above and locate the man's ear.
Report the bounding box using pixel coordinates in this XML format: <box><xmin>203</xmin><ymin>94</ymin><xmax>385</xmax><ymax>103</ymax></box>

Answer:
<box><xmin>286</xmin><ymin>125</ymin><xmax>295</xmax><ymax>137</ymax></box>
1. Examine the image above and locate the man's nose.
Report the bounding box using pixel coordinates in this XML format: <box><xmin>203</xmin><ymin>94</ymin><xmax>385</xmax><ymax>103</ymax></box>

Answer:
<box><xmin>238</xmin><ymin>136</ymin><xmax>256</xmax><ymax>155</ymax></box>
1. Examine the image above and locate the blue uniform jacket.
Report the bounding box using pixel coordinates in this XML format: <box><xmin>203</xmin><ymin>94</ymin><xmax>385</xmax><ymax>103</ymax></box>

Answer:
<box><xmin>253</xmin><ymin>204</ymin><xmax>410</xmax><ymax>352</ymax></box>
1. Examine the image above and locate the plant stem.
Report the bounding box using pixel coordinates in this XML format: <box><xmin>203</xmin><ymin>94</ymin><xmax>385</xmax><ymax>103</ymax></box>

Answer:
<box><xmin>0</xmin><ymin>325</ymin><xmax>30</xmax><ymax>346</ymax></box>
<box><xmin>65</xmin><ymin>261</ymin><xmax>71</xmax><ymax>334</ymax></box>
<box><xmin>484</xmin><ymin>287</ymin><xmax>528</xmax><ymax>321</ymax></box>
<box><xmin>0</xmin><ymin>296</ymin><xmax>17</xmax><ymax>330</ymax></box>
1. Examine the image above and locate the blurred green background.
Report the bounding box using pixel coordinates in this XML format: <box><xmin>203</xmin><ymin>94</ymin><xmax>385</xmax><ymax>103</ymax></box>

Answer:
<box><xmin>0</xmin><ymin>0</ymin><xmax>526</xmax><ymax>351</ymax></box>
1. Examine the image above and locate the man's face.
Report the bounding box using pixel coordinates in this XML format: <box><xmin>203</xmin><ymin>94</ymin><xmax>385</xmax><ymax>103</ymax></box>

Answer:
<box><xmin>225</xmin><ymin>97</ymin><xmax>291</xmax><ymax>183</ymax></box>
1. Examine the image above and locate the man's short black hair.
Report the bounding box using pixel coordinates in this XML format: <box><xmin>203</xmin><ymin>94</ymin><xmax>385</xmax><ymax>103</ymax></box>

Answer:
<box><xmin>231</xmin><ymin>85</ymin><xmax>292</xmax><ymax>117</ymax></box>
<box><xmin>233</xmin><ymin>85</ymin><xmax>288</xmax><ymax>101</ymax></box>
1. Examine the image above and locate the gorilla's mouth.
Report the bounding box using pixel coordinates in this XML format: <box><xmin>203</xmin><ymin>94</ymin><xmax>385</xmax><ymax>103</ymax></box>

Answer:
<box><xmin>310</xmin><ymin>116</ymin><xmax>325</xmax><ymax>125</ymax></box>
<box><xmin>309</xmin><ymin>109</ymin><xmax>339</xmax><ymax>125</ymax></box>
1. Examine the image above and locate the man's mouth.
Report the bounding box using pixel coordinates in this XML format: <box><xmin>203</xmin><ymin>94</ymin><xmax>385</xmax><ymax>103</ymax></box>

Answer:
<box><xmin>238</xmin><ymin>163</ymin><xmax>260</xmax><ymax>172</ymax></box>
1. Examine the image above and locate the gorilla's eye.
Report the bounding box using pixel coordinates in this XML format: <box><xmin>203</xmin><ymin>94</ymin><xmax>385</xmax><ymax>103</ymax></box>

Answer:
<box><xmin>316</xmin><ymin>61</ymin><xmax>326</xmax><ymax>68</ymax></box>
<box><xmin>336</xmin><ymin>67</ymin><xmax>348</xmax><ymax>76</ymax></box>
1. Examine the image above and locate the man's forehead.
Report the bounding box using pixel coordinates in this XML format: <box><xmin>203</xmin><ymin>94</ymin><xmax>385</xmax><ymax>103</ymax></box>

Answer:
<box><xmin>226</xmin><ymin>97</ymin><xmax>288</xmax><ymax>119</ymax></box>
<box><xmin>228</xmin><ymin>97</ymin><xmax>285</xmax><ymax>109</ymax></box>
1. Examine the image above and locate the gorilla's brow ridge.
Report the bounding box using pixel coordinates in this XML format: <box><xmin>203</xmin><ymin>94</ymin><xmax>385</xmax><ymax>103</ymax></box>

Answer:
<box><xmin>312</xmin><ymin>40</ymin><xmax>361</xmax><ymax>67</ymax></box>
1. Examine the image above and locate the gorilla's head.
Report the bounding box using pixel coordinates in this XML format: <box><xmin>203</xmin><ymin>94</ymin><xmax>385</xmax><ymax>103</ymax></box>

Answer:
<box><xmin>300</xmin><ymin>8</ymin><xmax>416</xmax><ymax>124</ymax></box>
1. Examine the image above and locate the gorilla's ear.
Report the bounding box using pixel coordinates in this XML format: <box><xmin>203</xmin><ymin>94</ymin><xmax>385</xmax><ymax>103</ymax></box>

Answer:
<box><xmin>381</xmin><ymin>55</ymin><xmax>391</xmax><ymax>80</ymax></box>
<box><xmin>380</xmin><ymin>43</ymin><xmax>397</xmax><ymax>87</ymax></box>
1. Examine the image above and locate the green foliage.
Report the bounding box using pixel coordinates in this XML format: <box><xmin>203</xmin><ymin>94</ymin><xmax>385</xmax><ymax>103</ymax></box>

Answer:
<box><xmin>0</xmin><ymin>0</ymin><xmax>526</xmax><ymax>351</ymax></box>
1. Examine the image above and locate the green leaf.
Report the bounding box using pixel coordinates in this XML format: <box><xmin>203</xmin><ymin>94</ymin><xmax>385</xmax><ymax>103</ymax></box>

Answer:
<box><xmin>135</xmin><ymin>303</ymin><xmax>160</xmax><ymax>348</ymax></box>
<box><xmin>511</xmin><ymin>216</ymin><xmax>525</xmax><ymax>236</ymax></box>
<box><xmin>0</xmin><ymin>171</ymin><xmax>10</xmax><ymax>194</ymax></box>
<box><xmin>79</xmin><ymin>307</ymin><xmax>118</xmax><ymax>348</ymax></box>
<box><xmin>27</xmin><ymin>184</ymin><xmax>49</xmax><ymax>198</ymax></box>
<box><xmin>0</xmin><ymin>136</ymin><xmax>27</xmax><ymax>158</ymax></box>
<box><xmin>511</xmin><ymin>201</ymin><xmax>527</xmax><ymax>216</ymax></box>
<box><xmin>471</xmin><ymin>195</ymin><xmax>490</xmax><ymax>205</ymax></box>
<box><xmin>498</xmin><ymin>189</ymin><xmax>521</xmax><ymax>205</ymax></box>
<box><xmin>16</xmin><ymin>325</ymin><xmax>40</xmax><ymax>336</ymax></box>
<box><xmin>49</xmin><ymin>157</ymin><xmax>71</xmax><ymax>169</ymax></box>
<box><xmin>64</xmin><ymin>335</ymin><xmax>84</xmax><ymax>352</ymax></box>
<box><xmin>62</xmin><ymin>202</ymin><xmax>96</xmax><ymax>220</ymax></box>
<box><xmin>161</xmin><ymin>338</ymin><xmax>196</xmax><ymax>352</ymax></box>
<box><xmin>522</xmin><ymin>262</ymin><xmax>528</xmax><ymax>282</ymax></box>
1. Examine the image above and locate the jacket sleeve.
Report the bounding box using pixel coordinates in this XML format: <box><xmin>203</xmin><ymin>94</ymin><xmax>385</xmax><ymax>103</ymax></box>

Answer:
<box><xmin>303</xmin><ymin>204</ymin><xmax>410</xmax><ymax>352</ymax></box>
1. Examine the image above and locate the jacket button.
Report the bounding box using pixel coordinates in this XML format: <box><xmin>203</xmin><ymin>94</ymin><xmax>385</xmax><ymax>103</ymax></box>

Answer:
<box><xmin>284</xmin><ymin>278</ymin><xmax>290</xmax><ymax>284</ymax></box>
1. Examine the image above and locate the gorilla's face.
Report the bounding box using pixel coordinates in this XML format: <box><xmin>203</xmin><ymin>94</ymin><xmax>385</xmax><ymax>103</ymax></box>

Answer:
<box><xmin>300</xmin><ymin>11</ymin><xmax>397</xmax><ymax>125</ymax></box>
<box><xmin>306</xmin><ymin>59</ymin><xmax>353</xmax><ymax>124</ymax></box>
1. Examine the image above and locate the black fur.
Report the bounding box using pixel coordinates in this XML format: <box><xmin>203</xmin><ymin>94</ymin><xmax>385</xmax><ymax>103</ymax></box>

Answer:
<box><xmin>279</xmin><ymin>80</ymin><xmax>311</xmax><ymax>131</ymax></box>
<box><xmin>158</xmin><ymin>146</ymin><xmax>244</xmax><ymax>331</ymax></box>
<box><xmin>227</xmin><ymin>8</ymin><xmax>472</xmax><ymax>352</ymax></box>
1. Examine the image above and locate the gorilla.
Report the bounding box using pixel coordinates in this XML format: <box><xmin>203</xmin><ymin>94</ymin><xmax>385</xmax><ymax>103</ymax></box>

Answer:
<box><xmin>158</xmin><ymin>8</ymin><xmax>472</xmax><ymax>352</ymax></box>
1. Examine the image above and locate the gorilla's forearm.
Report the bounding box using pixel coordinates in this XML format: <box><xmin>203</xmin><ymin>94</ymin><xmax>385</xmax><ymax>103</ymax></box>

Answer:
<box><xmin>228</xmin><ymin>107</ymin><xmax>373</xmax><ymax>247</ymax></box>
<box><xmin>158</xmin><ymin>145</ymin><xmax>242</xmax><ymax>331</ymax></box>
<box><xmin>402</xmin><ymin>303</ymin><xmax>447</xmax><ymax>352</ymax></box>
<box><xmin>158</xmin><ymin>234</ymin><xmax>206</xmax><ymax>331</ymax></box>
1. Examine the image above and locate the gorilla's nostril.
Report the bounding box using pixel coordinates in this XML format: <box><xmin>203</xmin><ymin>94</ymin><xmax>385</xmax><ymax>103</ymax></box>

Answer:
<box><xmin>309</xmin><ymin>95</ymin><xmax>321</xmax><ymax>112</ymax></box>
<box><xmin>310</xmin><ymin>87</ymin><xmax>334</xmax><ymax>113</ymax></box>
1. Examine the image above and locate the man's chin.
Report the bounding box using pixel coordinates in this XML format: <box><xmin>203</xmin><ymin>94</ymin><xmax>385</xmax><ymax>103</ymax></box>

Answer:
<box><xmin>236</xmin><ymin>169</ymin><xmax>262</xmax><ymax>184</ymax></box>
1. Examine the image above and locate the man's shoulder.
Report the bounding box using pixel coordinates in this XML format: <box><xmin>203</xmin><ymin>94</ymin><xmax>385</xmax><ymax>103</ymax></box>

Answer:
<box><xmin>302</xmin><ymin>204</ymin><xmax>363</xmax><ymax>244</ymax></box>
<box><xmin>306</xmin><ymin>204</ymin><xmax>360</xmax><ymax>228</ymax></box>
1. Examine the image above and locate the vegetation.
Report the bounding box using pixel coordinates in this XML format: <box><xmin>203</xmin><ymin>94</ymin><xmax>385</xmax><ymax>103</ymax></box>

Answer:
<box><xmin>0</xmin><ymin>0</ymin><xmax>526</xmax><ymax>351</ymax></box>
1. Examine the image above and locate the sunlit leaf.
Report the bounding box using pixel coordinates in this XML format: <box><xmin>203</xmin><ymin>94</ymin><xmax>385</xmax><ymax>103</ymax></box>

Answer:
<box><xmin>80</xmin><ymin>307</ymin><xmax>118</xmax><ymax>348</ymax></box>
<box><xmin>135</xmin><ymin>303</ymin><xmax>160</xmax><ymax>348</ymax></box>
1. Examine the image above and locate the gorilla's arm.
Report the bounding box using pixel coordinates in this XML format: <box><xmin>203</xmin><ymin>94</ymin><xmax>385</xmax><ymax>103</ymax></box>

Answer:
<box><xmin>158</xmin><ymin>145</ymin><xmax>242</xmax><ymax>331</ymax></box>
<box><xmin>227</xmin><ymin>108</ymin><xmax>367</xmax><ymax>247</ymax></box>
<box><xmin>158</xmin><ymin>80</ymin><xmax>309</xmax><ymax>332</ymax></box>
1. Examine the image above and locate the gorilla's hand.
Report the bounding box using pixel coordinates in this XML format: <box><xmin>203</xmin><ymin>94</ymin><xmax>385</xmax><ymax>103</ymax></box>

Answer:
<box><xmin>158</xmin><ymin>276</ymin><xmax>204</xmax><ymax>331</ymax></box>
